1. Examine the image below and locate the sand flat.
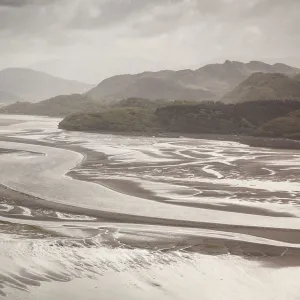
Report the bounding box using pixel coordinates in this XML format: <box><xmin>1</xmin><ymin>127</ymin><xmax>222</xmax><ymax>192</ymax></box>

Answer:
<box><xmin>1</xmin><ymin>115</ymin><xmax>300</xmax><ymax>299</ymax></box>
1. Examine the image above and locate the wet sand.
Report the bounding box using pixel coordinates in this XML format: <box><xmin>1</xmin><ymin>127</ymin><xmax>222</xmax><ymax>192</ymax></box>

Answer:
<box><xmin>1</xmin><ymin>135</ymin><xmax>300</xmax><ymax>246</ymax></box>
<box><xmin>2</xmin><ymin>178</ymin><xmax>300</xmax><ymax>252</ymax></box>
<box><xmin>1</xmin><ymin>115</ymin><xmax>300</xmax><ymax>299</ymax></box>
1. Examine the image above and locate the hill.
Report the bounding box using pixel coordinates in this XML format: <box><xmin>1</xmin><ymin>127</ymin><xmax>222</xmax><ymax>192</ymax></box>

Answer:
<box><xmin>294</xmin><ymin>74</ymin><xmax>300</xmax><ymax>82</ymax></box>
<box><xmin>87</xmin><ymin>61</ymin><xmax>300</xmax><ymax>101</ymax></box>
<box><xmin>0</xmin><ymin>68</ymin><xmax>93</xmax><ymax>102</ymax></box>
<box><xmin>87</xmin><ymin>76</ymin><xmax>216</xmax><ymax>102</ymax></box>
<box><xmin>0</xmin><ymin>94</ymin><xmax>104</xmax><ymax>117</ymax></box>
<box><xmin>59</xmin><ymin>100</ymin><xmax>300</xmax><ymax>137</ymax></box>
<box><xmin>257</xmin><ymin>109</ymin><xmax>300</xmax><ymax>139</ymax></box>
<box><xmin>59</xmin><ymin>107</ymin><xmax>160</xmax><ymax>132</ymax></box>
<box><xmin>221</xmin><ymin>73</ymin><xmax>300</xmax><ymax>103</ymax></box>
<box><xmin>0</xmin><ymin>95</ymin><xmax>170</xmax><ymax>117</ymax></box>
<box><xmin>0</xmin><ymin>90</ymin><xmax>22</xmax><ymax>105</ymax></box>
<box><xmin>112</xmin><ymin>97</ymin><xmax>171</xmax><ymax>109</ymax></box>
<box><xmin>156</xmin><ymin>100</ymin><xmax>300</xmax><ymax>134</ymax></box>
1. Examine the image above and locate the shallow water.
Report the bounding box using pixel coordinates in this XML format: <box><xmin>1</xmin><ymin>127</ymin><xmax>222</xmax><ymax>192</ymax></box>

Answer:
<box><xmin>0</xmin><ymin>115</ymin><xmax>300</xmax><ymax>299</ymax></box>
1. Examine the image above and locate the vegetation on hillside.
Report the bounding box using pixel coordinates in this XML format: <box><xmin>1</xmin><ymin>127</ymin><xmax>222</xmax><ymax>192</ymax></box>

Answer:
<box><xmin>59</xmin><ymin>107</ymin><xmax>160</xmax><ymax>132</ymax></box>
<box><xmin>156</xmin><ymin>101</ymin><xmax>250</xmax><ymax>134</ymax></box>
<box><xmin>222</xmin><ymin>73</ymin><xmax>300</xmax><ymax>103</ymax></box>
<box><xmin>0</xmin><ymin>94</ymin><xmax>104</xmax><ymax>117</ymax></box>
<box><xmin>257</xmin><ymin>109</ymin><xmax>300</xmax><ymax>139</ymax></box>
<box><xmin>112</xmin><ymin>97</ymin><xmax>171</xmax><ymax>109</ymax></box>
<box><xmin>59</xmin><ymin>100</ymin><xmax>300</xmax><ymax>140</ymax></box>
<box><xmin>233</xmin><ymin>100</ymin><xmax>300</xmax><ymax>126</ymax></box>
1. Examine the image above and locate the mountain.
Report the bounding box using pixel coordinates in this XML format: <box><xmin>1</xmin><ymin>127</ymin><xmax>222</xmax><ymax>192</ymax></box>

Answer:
<box><xmin>0</xmin><ymin>94</ymin><xmax>104</xmax><ymax>117</ymax></box>
<box><xmin>294</xmin><ymin>74</ymin><xmax>300</xmax><ymax>82</ymax></box>
<box><xmin>257</xmin><ymin>109</ymin><xmax>300</xmax><ymax>139</ymax></box>
<box><xmin>1</xmin><ymin>61</ymin><xmax>298</xmax><ymax>104</ymax></box>
<box><xmin>176</xmin><ymin>61</ymin><xmax>300</xmax><ymax>98</ymax></box>
<box><xmin>0</xmin><ymin>68</ymin><xmax>94</xmax><ymax>102</ymax></box>
<box><xmin>87</xmin><ymin>60</ymin><xmax>300</xmax><ymax>101</ymax></box>
<box><xmin>112</xmin><ymin>97</ymin><xmax>171</xmax><ymax>109</ymax></box>
<box><xmin>59</xmin><ymin>107</ymin><xmax>160</xmax><ymax>132</ymax></box>
<box><xmin>59</xmin><ymin>99</ymin><xmax>300</xmax><ymax>138</ymax></box>
<box><xmin>221</xmin><ymin>73</ymin><xmax>300</xmax><ymax>103</ymax></box>
<box><xmin>87</xmin><ymin>75</ymin><xmax>216</xmax><ymax>102</ymax></box>
<box><xmin>0</xmin><ymin>90</ymin><xmax>22</xmax><ymax>105</ymax></box>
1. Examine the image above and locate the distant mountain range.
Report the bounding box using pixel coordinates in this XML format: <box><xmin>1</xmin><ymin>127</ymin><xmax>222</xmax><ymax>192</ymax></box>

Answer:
<box><xmin>0</xmin><ymin>68</ymin><xmax>94</xmax><ymax>103</ymax></box>
<box><xmin>0</xmin><ymin>96</ymin><xmax>171</xmax><ymax>117</ymax></box>
<box><xmin>87</xmin><ymin>60</ymin><xmax>300</xmax><ymax>101</ymax></box>
<box><xmin>222</xmin><ymin>73</ymin><xmax>300</xmax><ymax>103</ymax></box>
<box><xmin>1</xmin><ymin>60</ymin><xmax>300</xmax><ymax>116</ymax></box>
<box><xmin>0</xmin><ymin>94</ymin><xmax>103</xmax><ymax>117</ymax></box>
<box><xmin>87</xmin><ymin>73</ymin><xmax>216</xmax><ymax>101</ymax></box>
<box><xmin>0</xmin><ymin>90</ymin><xmax>22</xmax><ymax>105</ymax></box>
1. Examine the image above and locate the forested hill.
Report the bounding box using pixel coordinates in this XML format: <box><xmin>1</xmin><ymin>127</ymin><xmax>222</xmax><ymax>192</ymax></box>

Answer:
<box><xmin>222</xmin><ymin>73</ymin><xmax>300</xmax><ymax>103</ymax></box>
<box><xmin>0</xmin><ymin>94</ymin><xmax>104</xmax><ymax>117</ymax></box>
<box><xmin>59</xmin><ymin>100</ymin><xmax>300</xmax><ymax>140</ymax></box>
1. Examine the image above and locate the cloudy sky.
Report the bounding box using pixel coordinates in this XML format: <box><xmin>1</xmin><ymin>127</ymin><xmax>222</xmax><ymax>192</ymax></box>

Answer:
<box><xmin>0</xmin><ymin>0</ymin><xmax>299</xmax><ymax>83</ymax></box>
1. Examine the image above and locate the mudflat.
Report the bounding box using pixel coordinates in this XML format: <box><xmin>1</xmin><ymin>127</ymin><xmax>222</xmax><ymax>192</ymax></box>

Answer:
<box><xmin>1</xmin><ymin>115</ymin><xmax>300</xmax><ymax>299</ymax></box>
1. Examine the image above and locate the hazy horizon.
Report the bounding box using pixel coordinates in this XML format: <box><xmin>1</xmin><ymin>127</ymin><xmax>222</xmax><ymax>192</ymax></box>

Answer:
<box><xmin>0</xmin><ymin>0</ymin><xmax>299</xmax><ymax>83</ymax></box>
<box><xmin>2</xmin><ymin>58</ymin><xmax>299</xmax><ymax>85</ymax></box>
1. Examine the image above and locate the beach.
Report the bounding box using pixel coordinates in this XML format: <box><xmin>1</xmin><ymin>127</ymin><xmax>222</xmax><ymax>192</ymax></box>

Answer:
<box><xmin>1</xmin><ymin>115</ymin><xmax>300</xmax><ymax>299</ymax></box>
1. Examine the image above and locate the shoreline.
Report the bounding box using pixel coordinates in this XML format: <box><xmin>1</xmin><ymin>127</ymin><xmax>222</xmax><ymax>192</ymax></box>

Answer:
<box><xmin>60</xmin><ymin>128</ymin><xmax>300</xmax><ymax>150</ymax></box>
<box><xmin>2</xmin><ymin>182</ymin><xmax>300</xmax><ymax>262</ymax></box>
<box><xmin>2</xmin><ymin>168</ymin><xmax>300</xmax><ymax>248</ymax></box>
<box><xmin>2</xmin><ymin>184</ymin><xmax>300</xmax><ymax>268</ymax></box>
<box><xmin>2</xmin><ymin>112</ymin><xmax>300</xmax><ymax>150</ymax></box>
<box><xmin>0</xmin><ymin>136</ymin><xmax>300</xmax><ymax>242</ymax></box>
<box><xmin>1</xmin><ymin>125</ymin><xmax>300</xmax><ymax>263</ymax></box>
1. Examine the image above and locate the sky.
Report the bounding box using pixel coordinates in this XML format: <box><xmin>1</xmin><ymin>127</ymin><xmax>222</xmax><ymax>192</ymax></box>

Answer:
<box><xmin>0</xmin><ymin>0</ymin><xmax>299</xmax><ymax>83</ymax></box>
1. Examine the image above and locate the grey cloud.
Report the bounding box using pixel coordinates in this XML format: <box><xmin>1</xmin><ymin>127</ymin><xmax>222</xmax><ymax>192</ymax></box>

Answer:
<box><xmin>0</xmin><ymin>0</ymin><xmax>179</xmax><ymax>36</ymax></box>
<box><xmin>68</xmin><ymin>0</ymin><xmax>300</xmax><ymax>38</ymax></box>
<box><xmin>233</xmin><ymin>0</ymin><xmax>300</xmax><ymax>20</ymax></box>
<box><xmin>0</xmin><ymin>0</ymin><xmax>61</xmax><ymax>6</ymax></box>
<box><xmin>1</xmin><ymin>0</ymin><xmax>296</xmax><ymax>36</ymax></box>
<box><xmin>0</xmin><ymin>0</ymin><xmax>299</xmax><ymax>82</ymax></box>
<box><xmin>67</xmin><ymin>0</ymin><xmax>183</xmax><ymax>29</ymax></box>
<box><xmin>0</xmin><ymin>0</ymin><xmax>36</xmax><ymax>6</ymax></box>
<box><xmin>0</xmin><ymin>0</ymin><xmax>69</xmax><ymax>37</ymax></box>
<box><xmin>1</xmin><ymin>0</ymin><xmax>299</xmax><ymax>33</ymax></box>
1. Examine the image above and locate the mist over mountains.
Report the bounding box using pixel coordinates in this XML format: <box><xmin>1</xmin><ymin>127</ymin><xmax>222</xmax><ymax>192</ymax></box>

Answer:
<box><xmin>0</xmin><ymin>90</ymin><xmax>22</xmax><ymax>105</ymax></box>
<box><xmin>0</xmin><ymin>94</ymin><xmax>104</xmax><ymax>117</ymax></box>
<box><xmin>0</xmin><ymin>68</ymin><xmax>94</xmax><ymax>103</ymax></box>
<box><xmin>2</xmin><ymin>59</ymin><xmax>300</xmax><ymax>150</ymax></box>
<box><xmin>1</xmin><ymin>60</ymin><xmax>300</xmax><ymax>116</ymax></box>
<box><xmin>1</xmin><ymin>60</ymin><xmax>299</xmax><ymax>106</ymax></box>
<box><xmin>222</xmin><ymin>73</ymin><xmax>300</xmax><ymax>103</ymax></box>
<box><xmin>87</xmin><ymin>60</ymin><xmax>300</xmax><ymax>102</ymax></box>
